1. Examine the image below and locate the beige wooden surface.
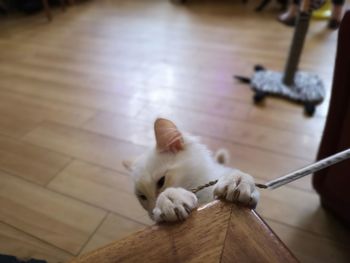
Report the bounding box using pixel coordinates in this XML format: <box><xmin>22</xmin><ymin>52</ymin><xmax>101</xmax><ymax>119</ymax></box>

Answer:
<box><xmin>72</xmin><ymin>202</ymin><xmax>298</xmax><ymax>263</ymax></box>
<box><xmin>0</xmin><ymin>0</ymin><xmax>349</xmax><ymax>262</ymax></box>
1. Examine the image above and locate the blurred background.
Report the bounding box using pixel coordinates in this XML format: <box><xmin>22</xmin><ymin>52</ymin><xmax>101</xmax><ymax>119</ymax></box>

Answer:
<box><xmin>0</xmin><ymin>0</ymin><xmax>349</xmax><ymax>262</ymax></box>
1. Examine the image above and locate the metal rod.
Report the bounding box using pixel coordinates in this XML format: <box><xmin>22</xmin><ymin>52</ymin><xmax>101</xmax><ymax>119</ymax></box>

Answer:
<box><xmin>192</xmin><ymin>148</ymin><xmax>350</xmax><ymax>193</ymax></box>
<box><xmin>264</xmin><ymin>148</ymin><xmax>350</xmax><ymax>189</ymax></box>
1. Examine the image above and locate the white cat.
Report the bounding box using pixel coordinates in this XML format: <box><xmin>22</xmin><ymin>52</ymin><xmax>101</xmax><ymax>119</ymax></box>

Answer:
<box><xmin>123</xmin><ymin>118</ymin><xmax>259</xmax><ymax>223</ymax></box>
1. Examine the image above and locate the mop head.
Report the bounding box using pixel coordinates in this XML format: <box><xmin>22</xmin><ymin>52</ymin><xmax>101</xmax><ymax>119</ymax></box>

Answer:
<box><xmin>251</xmin><ymin>70</ymin><xmax>325</xmax><ymax>104</ymax></box>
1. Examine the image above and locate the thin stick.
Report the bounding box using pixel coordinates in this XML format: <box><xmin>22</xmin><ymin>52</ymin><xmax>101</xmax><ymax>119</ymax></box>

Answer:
<box><xmin>191</xmin><ymin>180</ymin><xmax>218</xmax><ymax>193</ymax></box>
<box><xmin>191</xmin><ymin>180</ymin><xmax>266</xmax><ymax>193</ymax></box>
<box><xmin>191</xmin><ymin>148</ymin><xmax>350</xmax><ymax>193</ymax></box>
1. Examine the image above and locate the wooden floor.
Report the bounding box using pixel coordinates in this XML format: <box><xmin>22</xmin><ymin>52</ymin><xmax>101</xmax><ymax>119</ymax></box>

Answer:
<box><xmin>0</xmin><ymin>0</ymin><xmax>349</xmax><ymax>262</ymax></box>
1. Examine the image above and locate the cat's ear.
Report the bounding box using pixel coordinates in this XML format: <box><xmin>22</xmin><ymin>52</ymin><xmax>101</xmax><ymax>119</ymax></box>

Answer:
<box><xmin>122</xmin><ymin>160</ymin><xmax>134</xmax><ymax>172</ymax></box>
<box><xmin>154</xmin><ymin>118</ymin><xmax>184</xmax><ymax>153</ymax></box>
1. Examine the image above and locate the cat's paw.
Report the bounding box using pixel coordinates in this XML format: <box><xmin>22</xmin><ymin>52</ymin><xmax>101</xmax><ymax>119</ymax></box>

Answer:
<box><xmin>153</xmin><ymin>187</ymin><xmax>198</xmax><ymax>223</ymax></box>
<box><xmin>213</xmin><ymin>171</ymin><xmax>259</xmax><ymax>208</ymax></box>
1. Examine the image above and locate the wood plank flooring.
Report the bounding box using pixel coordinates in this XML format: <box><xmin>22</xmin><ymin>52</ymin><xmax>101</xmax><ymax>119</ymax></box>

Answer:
<box><xmin>0</xmin><ymin>0</ymin><xmax>349</xmax><ymax>262</ymax></box>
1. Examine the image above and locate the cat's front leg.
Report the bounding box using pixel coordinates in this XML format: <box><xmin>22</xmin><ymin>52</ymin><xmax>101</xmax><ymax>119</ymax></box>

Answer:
<box><xmin>213</xmin><ymin>170</ymin><xmax>259</xmax><ymax>208</ymax></box>
<box><xmin>153</xmin><ymin>187</ymin><xmax>198</xmax><ymax>223</ymax></box>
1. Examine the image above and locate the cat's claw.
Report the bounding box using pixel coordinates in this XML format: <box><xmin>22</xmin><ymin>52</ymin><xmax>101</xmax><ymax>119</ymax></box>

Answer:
<box><xmin>213</xmin><ymin>171</ymin><xmax>259</xmax><ymax>208</ymax></box>
<box><xmin>153</xmin><ymin>187</ymin><xmax>198</xmax><ymax>223</ymax></box>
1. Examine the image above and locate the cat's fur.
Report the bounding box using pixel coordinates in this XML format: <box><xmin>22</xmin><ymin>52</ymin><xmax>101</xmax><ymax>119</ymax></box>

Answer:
<box><xmin>123</xmin><ymin>118</ymin><xmax>259</xmax><ymax>222</ymax></box>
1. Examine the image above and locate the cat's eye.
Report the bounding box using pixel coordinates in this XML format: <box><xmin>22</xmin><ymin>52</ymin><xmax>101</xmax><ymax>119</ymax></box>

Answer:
<box><xmin>138</xmin><ymin>194</ymin><xmax>147</xmax><ymax>201</ymax></box>
<box><xmin>157</xmin><ymin>176</ymin><xmax>165</xmax><ymax>189</ymax></box>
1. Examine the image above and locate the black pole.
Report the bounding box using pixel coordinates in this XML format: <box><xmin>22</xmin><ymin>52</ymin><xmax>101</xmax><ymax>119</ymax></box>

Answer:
<box><xmin>283</xmin><ymin>11</ymin><xmax>311</xmax><ymax>86</ymax></box>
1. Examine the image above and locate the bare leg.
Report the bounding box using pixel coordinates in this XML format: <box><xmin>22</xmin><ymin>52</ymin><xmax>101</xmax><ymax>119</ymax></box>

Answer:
<box><xmin>278</xmin><ymin>3</ymin><xmax>298</xmax><ymax>26</ymax></box>
<box><xmin>60</xmin><ymin>0</ymin><xmax>66</xmax><ymax>11</ymax></box>
<box><xmin>42</xmin><ymin>0</ymin><xmax>52</xmax><ymax>21</ymax></box>
<box><xmin>331</xmin><ymin>4</ymin><xmax>342</xmax><ymax>20</ymax></box>
<box><xmin>328</xmin><ymin>4</ymin><xmax>343</xmax><ymax>29</ymax></box>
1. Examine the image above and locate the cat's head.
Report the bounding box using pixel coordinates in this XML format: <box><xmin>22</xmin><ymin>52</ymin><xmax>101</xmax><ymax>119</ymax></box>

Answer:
<box><xmin>123</xmin><ymin>118</ymin><xmax>210</xmax><ymax>216</ymax></box>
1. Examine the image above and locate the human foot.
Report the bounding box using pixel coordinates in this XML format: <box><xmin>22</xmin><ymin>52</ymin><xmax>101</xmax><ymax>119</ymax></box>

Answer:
<box><xmin>278</xmin><ymin>4</ymin><xmax>298</xmax><ymax>27</ymax></box>
<box><xmin>328</xmin><ymin>4</ymin><xmax>343</xmax><ymax>30</ymax></box>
